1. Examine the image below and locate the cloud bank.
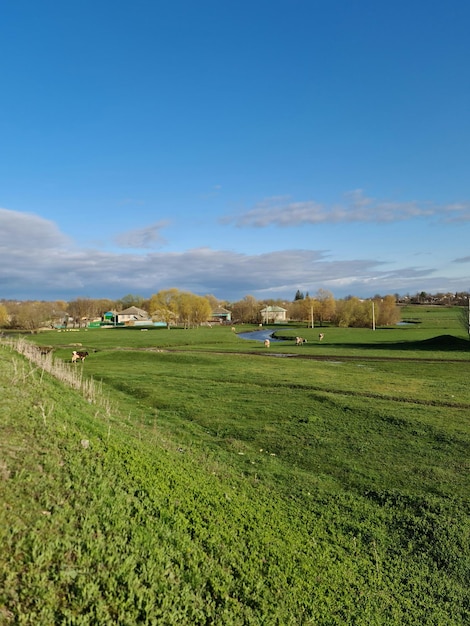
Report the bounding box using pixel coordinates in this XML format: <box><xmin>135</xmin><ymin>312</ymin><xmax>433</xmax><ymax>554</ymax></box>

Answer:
<box><xmin>0</xmin><ymin>206</ymin><xmax>465</xmax><ymax>301</ymax></box>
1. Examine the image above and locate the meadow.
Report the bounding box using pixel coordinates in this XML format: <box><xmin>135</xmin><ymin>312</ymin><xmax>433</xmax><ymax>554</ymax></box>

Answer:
<box><xmin>0</xmin><ymin>305</ymin><xmax>469</xmax><ymax>624</ymax></box>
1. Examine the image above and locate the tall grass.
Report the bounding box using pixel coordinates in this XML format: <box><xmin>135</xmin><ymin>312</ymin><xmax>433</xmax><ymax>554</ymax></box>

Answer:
<box><xmin>3</xmin><ymin>337</ymin><xmax>113</xmax><ymax>415</ymax></box>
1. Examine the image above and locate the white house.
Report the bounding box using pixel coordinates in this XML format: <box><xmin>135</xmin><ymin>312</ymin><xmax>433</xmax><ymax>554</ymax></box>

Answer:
<box><xmin>116</xmin><ymin>306</ymin><xmax>152</xmax><ymax>325</ymax></box>
<box><xmin>260</xmin><ymin>305</ymin><xmax>288</xmax><ymax>324</ymax></box>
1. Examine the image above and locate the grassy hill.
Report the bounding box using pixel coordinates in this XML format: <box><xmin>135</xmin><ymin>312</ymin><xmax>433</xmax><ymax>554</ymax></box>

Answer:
<box><xmin>1</xmin><ymin>315</ymin><xmax>469</xmax><ymax>624</ymax></box>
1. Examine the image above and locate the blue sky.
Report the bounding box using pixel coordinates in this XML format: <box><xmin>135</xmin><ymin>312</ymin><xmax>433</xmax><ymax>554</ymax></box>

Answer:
<box><xmin>1</xmin><ymin>1</ymin><xmax>469</xmax><ymax>302</ymax></box>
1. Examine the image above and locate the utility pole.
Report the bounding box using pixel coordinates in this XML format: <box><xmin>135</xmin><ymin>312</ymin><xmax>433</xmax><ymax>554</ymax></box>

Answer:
<box><xmin>468</xmin><ymin>297</ymin><xmax>470</xmax><ymax>338</ymax></box>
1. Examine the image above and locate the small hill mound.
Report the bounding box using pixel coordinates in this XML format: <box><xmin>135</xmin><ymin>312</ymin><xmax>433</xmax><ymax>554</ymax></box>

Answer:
<box><xmin>419</xmin><ymin>334</ymin><xmax>469</xmax><ymax>351</ymax></box>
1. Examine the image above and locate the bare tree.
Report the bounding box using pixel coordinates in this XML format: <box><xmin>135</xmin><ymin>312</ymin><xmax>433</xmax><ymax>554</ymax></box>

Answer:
<box><xmin>287</xmin><ymin>296</ymin><xmax>314</xmax><ymax>324</ymax></box>
<box><xmin>458</xmin><ymin>300</ymin><xmax>470</xmax><ymax>339</ymax></box>
<box><xmin>231</xmin><ymin>295</ymin><xmax>260</xmax><ymax>324</ymax></box>
<box><xmin>117</xmin><ymin>294</ymin><xmax>145</xmax><ymax>310</ymax></box>
<box><xmin>0</xmin><ymin>303</ymin><xmax>8</xmax><ymax>328</ymax></box>
<box><xmin>6</xmin><ymin>301</ymin><xmax>54</xmax><ymax>332</ymax></box>
<box><xmin>68</xmin><ymin>298</ymin><xmax>99</xmax><ymax>328</ymax></box>
<box><xmin>204</xmin><ymin>294</ymin><xmax>220</xmax><ymax>310</ymax></box>
<box><xmin>93</xmin><ymin>299</ymin><xmax>118</xmax><ymax>316</ymax></box>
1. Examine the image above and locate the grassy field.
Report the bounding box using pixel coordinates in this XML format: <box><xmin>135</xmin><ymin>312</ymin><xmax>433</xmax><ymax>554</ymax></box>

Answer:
<box><xmin>25</xmin><ymin>304</ymin><xmax>470</xmax><ymax>361</ymax></box>
<box><xmin>1</xmin><ymin>305</ymin><xmax>469</xmax><ymax>624</ymax></box>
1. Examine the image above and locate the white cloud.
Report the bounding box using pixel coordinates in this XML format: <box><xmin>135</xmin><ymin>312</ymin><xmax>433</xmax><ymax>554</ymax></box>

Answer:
<box><xmin>221</xmin><ymin>190</ymin><xmax>470</xmax><ymax>227</ymax></box>
<box><xmin>0</xmin><ymin>207</ymin><xmax>71</xmax><ymax>251</ymax></box>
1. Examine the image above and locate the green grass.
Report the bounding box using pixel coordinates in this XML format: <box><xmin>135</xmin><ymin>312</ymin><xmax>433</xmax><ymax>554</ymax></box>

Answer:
<box><xmin>1</xmin><ymin>307</ymin><xmax>469</xmax><ymax>624</ymax></box>
<box><xmin>24</xmin><ymin>304</ymin><xmax>469</xmax><ymax>361</ymax></box>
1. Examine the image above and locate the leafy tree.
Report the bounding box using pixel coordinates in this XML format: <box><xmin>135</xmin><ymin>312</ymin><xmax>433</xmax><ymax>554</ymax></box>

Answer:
<box><xmin>333</xmin><ymin>297</ymin><xmax>369</xmax><ymax>328</ymax></box>
<box><xmin>375</xmin><ymin>295</ymin><xmax>401</xmax><ymax>326</ymax></box>
<box><xmin>287</xmin><ymin>296</ymin><xmax>315</xmax><ymax>325</ymax></box>
<box><xmin>149</xmin><ymin>289</ymin><xmax>180</xmax><ymax>327</ymax></box>
<box><xmin>185</xmin><ymin>294</ymin><xmax>211</xmax><ymax>326</ymax></box>
<box><xmin>178</xmin><ymin>292</ymin><xmax>212</xmax><ymax>328</ymax></box>
<box><xmin>333</xmin><ymin>296</ymin><xmax>399</xmax><ymax>328</ymax></box>
<box><xmin>287</xmin><ymin>299</ymin><xmax>307</xmax><ymax>322</ymax></box>
<box><xmin>190</xmin><ymin>295</ymin><xmax>212</xmax><ymax>326</ymax></box>
<box><xmin>315</xmin><ymin>289</ymin><xmax>336</xmax><ymax>326</ymax></box>
<box><xmin>177</xmin><ymin>292</ymin><xmax>194</xmax><ymax>329</ymax></box>
<box><xmin>149</xmin><ymin>289</ymin><xmax>212</xmax><ymax>328</ymax></box>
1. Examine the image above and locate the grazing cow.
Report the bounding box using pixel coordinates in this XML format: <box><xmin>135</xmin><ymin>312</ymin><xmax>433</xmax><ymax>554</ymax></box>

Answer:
<box><xmin>72</xmin><ymin>350</ymin><xmax>89</xmax><ymax>363</ymax></box>
<box><xmin>264</xmin><ymin>339</ymin><xmax>270</xmax><ymax>348</ymax></box>
<box><xmin>295</xmin><ymin>336</ymin><xmax>307</xmax><ymax>346</ymax></box>
<box><xmin>318</xmin><ymin>333</ymin><xmax>324</xmax><ymax>341</ymax></box>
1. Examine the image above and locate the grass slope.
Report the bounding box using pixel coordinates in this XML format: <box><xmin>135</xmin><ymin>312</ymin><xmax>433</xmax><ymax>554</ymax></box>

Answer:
<box><xmin>1</xmin><ymin>321</ymin><xmax>469</xmax><ymax>624</ymax></box>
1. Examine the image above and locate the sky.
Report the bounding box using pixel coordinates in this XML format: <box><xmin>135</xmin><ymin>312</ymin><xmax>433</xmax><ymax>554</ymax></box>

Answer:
<box><xmin>1</xmin><ymin>0</ymin><xmax>470</xmax><ymax>303</ymax></box>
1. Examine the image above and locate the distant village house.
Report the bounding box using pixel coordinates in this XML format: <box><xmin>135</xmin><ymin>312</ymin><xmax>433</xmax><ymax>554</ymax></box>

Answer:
<box><xmin>116</xmin><ymin>306</ymin><xmax>152</xmax><ymax>325</ymax></box>
<box><xmin>260</xmin><ymin>305</ymin><xmax>288</xmax><ymax>324</ymax></box>
<box><xmin>210</xmin><ymin>306</ymin><xmax>232</xmax><ymax>324</ymax></box>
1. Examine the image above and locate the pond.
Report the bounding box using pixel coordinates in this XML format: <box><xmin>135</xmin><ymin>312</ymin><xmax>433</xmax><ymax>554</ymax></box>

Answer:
<box><xmin>237</xmin><ymin>328</ymin><xmax>289</xmax><ymax>343</ymax></box>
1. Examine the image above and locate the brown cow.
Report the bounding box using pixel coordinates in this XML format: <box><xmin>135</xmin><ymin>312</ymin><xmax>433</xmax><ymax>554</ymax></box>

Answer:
<box><xmin>72</xmin><ymin>350</ymin><xmax>89</xmax><ymax>363</ymax></box>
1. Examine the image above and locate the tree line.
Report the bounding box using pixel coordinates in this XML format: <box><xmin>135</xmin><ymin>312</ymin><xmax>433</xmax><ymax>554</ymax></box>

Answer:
<box><xmin>1</xmin><ymin>288</ymin><xmax>468</xmax><ymax>333</ymax></box>
<box><xmin>0</xmin><ymin>289</ymin><xmax>394</xmax><ymax>331</ymax></box>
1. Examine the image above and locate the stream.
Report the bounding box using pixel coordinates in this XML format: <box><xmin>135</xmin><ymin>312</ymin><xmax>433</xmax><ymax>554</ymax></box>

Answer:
<box><xmin>236</xmin><ymin>328</ymin><xmax>288</xmax><ymax>343</ymax></box>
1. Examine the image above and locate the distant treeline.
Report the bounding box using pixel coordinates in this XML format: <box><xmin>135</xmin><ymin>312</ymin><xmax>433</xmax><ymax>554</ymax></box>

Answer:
<box><xmin>0</xmin><ymin>288</ymin><xmax>468</xmax><ymax>332</ymax></box>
